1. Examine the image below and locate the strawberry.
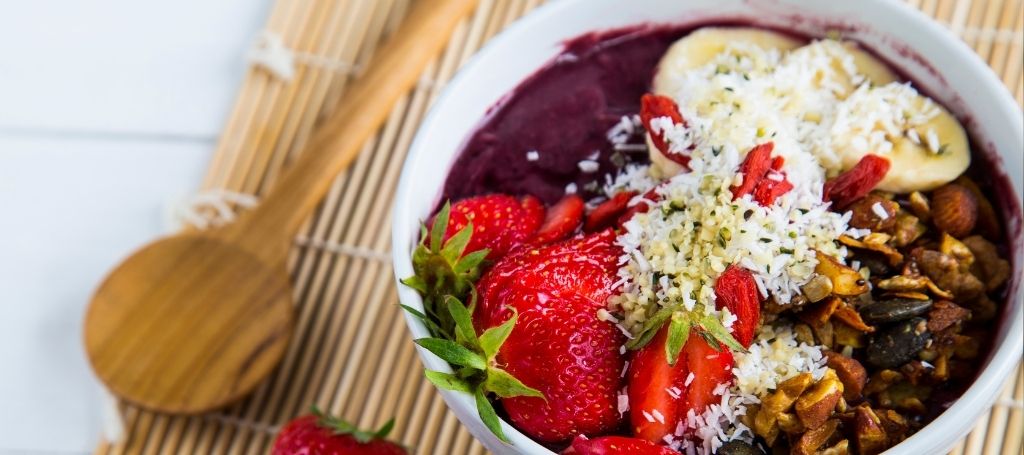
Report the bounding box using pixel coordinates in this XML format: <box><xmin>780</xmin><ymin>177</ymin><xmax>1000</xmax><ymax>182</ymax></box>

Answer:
<box><xmin>627</xmin><ymin>326</ymin><xmax>689</xmax><ymax>442</ymax></box>
<box><xmin>474</xmin><ymin>231</ymin><xmax>626</xmax><ymax>443</ymax></box>
<box><xmin>437</xmin><ymin>194</ymin><xmax>545</xmax><ymax>259</ymax></box>
<box><xmin>272</xmin><ymin>410</ymin><xmax>405</xmax><ymax>455</ymax></box>
<box><xmin>640</xmin><ymin>94</ymin><xmax>691</xmax><ymax>168</ymax></box>
<box><xmin>567</xmin><ymin>435</ymin><xmax>679</xmax><ymax>455</ymax></box>
<box><xmin>585</xmin><ymin>191</ymin><xmax>637</xmax><ymax>232</ymax></box>
<box><xmin>627</xmin><ymin>326</ymin><xmax>735</xmax><ymax>444</ymax></box>
<box><xmin>713</xmin><ymin>265</ymin><xmax>762</xmax><ymax>348</ymax></box>
<box><xmin>534</xmin><ymin>194</ymin><xmax>584</xmax><ymax>244</ymax></box>
<box><xmin>680</xmin><ymin>334</ymin><xmax>734</xmax><ymax>414</ymax></box>
<box><xmin>824</xmin><ymin>154</ymin><xmax>891</xmax><ymax>209</ymax></box>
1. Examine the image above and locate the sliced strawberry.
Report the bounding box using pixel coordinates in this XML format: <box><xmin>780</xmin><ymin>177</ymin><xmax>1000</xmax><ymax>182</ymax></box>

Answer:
<box><xmin>475</xmin><ymin>231</ymin><xmax>625</xmax><ymax>443</ymax></box>
<box><xmin>681</xmin><ymin>335</ymin><xmax>734</xmax><ymax>414</ymax></box>
<box><xmin>617</xmin><ymin>188</ymin><xmax>661</xmax><ymax>228</ymax></box>
<box><xmin>824</xmin><ymin>154</ymin><xmax>891</xmax><ymax>209</ymax></box>
<box><xmin>714</xmin><ymin>265</ymin><xmax>761</xmax><ymax>348</ymax></box>
<box><xmin>534</xmin><ymin>194</ymin><xmax>584</xmax><ymax>244</ymax></box>
<box><xmin>730</xmin><ymin>142</ymin><xmax>775</xmax><ymax>199</ymax></box>
<box><xmin>585</xmin><ymin>192</ymin><xmax>637</xmax><ymax>232</ymax></box>
<box><xmin>640</xmin><ymin>94</ymin><xmax>690</xmax><ymax>168</ymax></box>
<box><xmin>627</xmin><ymin>326</ymin><xmax>689</xmax><ymax>443</ymax></box>
<box><xmin>438</xmin><ymin>194</ymin><xmax>545</xmax><ymax>259</ymax></box>
<box><xmin>567</xmin><ymin>435</ymin><xmax>678</xmax><ymax>455</ymax></box>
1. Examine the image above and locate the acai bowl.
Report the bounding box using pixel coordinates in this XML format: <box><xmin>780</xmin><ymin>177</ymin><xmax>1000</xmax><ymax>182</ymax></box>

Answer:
<box><xmin>392</xmin><ymin>1</ymin><xmax>1024</xmax><ymax>454</ymax></box>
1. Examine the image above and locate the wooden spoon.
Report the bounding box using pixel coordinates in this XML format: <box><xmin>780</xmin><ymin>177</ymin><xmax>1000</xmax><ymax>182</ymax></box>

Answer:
<box><xmin>84</xmin><ymin>0</ymin><xmax>478</xmax><ymax>414</ymax></box>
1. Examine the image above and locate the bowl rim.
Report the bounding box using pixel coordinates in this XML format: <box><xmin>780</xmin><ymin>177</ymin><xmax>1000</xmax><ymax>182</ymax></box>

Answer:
<box><xmin>391</xmin><ymin>0</ymin><xmax>1024</xmax><ymax>453</ymax></box>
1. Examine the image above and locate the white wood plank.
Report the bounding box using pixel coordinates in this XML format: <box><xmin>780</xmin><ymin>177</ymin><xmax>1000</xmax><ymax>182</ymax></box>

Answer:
<box><xmin>0</xmin><ymin>0</ymin><xmax>273</xmax><ymax>137</ymax></box>
<box><xmin>0</xmin><ymin>135</ymin><xmax>211</xmax><ymax>452</ymax></box>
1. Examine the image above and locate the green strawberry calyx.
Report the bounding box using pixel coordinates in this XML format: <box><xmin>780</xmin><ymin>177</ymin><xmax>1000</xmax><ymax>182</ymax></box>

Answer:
<box><xmin>400</xmin><ymin>202</ymin><xmax>544</xmax><ymax>444</ymax></box>
<box><xmin>310</xmin><ymin>406</ymin><xmax>394</xmax><ymax>444</ymax></box>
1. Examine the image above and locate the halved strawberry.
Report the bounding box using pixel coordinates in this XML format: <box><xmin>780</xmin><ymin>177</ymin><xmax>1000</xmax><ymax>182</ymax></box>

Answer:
<box><xmin>714</xmin><ymin>265</ymin><xmax>761</xmax><ymax>348</ymax></box>
<box><xmin>585</xmin><ymin>192</ymin><xmax>637</xmax><ymax>232</ymax></box>
<box><xmin>824</xmin><ymin>154</ymin><xmax>891</xmax><ymax>209</ymax></box>
<box><xmin>681</xmin><ymin>335</ymin><xmax>734</xmax><ymax>415</ymax></box>
<box><xmin>437</xmin><ymin>194</ymin><xmax>545</xmax><ymax>259</ymax></box>
<box><xmin>474</xmin><ymin>231</ymin><xmax>626</xmax><ymax>443</ymax></box>
<box><xmin>627</xmin><ymin>326</ymin><xmax>688</xmax><ymax>443</ymax></box>
<box><xmin>640</xmin><ymin>94</ymin><xmax>690</xmax><ymax>168</ymax></box>
<box><xmin>534</xmin><ymin>194</ymin><xmax>584</xmax><ymax>244</ymax></box>
<box><xmin>628</xmin><ymin>327</ymin><xmax>736</xmax><ymax>444</ymax></box>
<box><xmin>566</xmin><ymin>435</ymin><xmax>679</xmax><ymax>455</ymax></box>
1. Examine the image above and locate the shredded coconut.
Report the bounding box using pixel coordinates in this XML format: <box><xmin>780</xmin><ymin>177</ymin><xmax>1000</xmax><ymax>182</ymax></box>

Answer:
<box><xmin>526</xmin><ymin>150</ymin><xmax>540</xmax><ymax>161</ymax></box>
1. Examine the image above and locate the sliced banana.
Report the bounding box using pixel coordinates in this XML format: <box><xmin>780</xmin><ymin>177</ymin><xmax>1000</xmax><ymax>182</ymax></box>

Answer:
<box><xmin>650</xmin><ymin>28</ymin><xmax>802</xmax><ymax>177</ymax></box>
<box><xmin>784</xmin><ymin>40</ymin><xmax>897</xmax><ymax>97</ymax></box>
<box><xmin>838</xmin><ymin>97</ymin><xmax>970</xmax><ymax>193</ymax></box>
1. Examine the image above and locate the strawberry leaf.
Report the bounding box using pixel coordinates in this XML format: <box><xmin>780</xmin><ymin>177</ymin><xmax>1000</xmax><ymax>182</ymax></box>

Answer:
<box><xmin>441</xmin><ymin>221</ymin><xmax>474</xmax><ymax>263</ymax></box>
<box><xmin>415</xmin><ymin>338</ymin><xmax>486</xmax><ymax>370</ymax></box>
<box><xmin>399</xmin><ymin>304</ymin><xmax>449</xmax><ymax>339</ymax></box>
<box><xmin>424</xmin><ymin>370</ymin><xmax>474</xmax><ymax>393</ymax></box>
<box><xmin>430</xmin><ymin>201</ymin><xmax>451</xmax><ymax>252</ymax></box>
<box><xmin>400</xmin><ymin>276</ymin><xmax>427</xmax><ymax>294</ymax></box>
<box><xmin>372</xmin><ymin>418</ymin><xmax>395</xmax><ymax>439</ymax></box>
<box><xmin>698</xmin><ymin>313</ymin><xmax>746</xmax><ymax>353</ymax></box>
<box><xmin>626</xmin><ymin>306</ymin><xmax>674</xmax><ymax>350</ymax></box>
<box><xmin>454</xmin><ymin>249</ymin><xmax>489</xmax><ymax>274</ymax></box>
<box><xmin>479</xmin><ymin>309</ymin><xmax>517</xmax><ymax>361</ymax></box>
<box><xmin>665</xmin><ymin>312</ymin><xmax>691</xmax><ymax>366</ymax></box>
<box><xmin>446</xmin><ymin>296</ymin><xmax>480</xmax><ymax>352</ymax></box>
<box><xmin>475</xmin><ymin>387</ymin><xmax>509</xmax><ymax>443</ymax></box>
<box><xmin>311</xmin><ymin>406</ymin><xmax>392</xmax><ymax>444</ymax></box>
<box><xmin>485</xmin><ymin>367</ymin><xmax>544</xmax><ymax>399</ymax></box>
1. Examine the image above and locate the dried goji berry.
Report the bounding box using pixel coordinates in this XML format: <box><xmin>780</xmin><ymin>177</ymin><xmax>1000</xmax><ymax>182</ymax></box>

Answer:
<box><xmin>714</xmin><ymin>265</ymin><xmax>761</xmax><ymax>348</ymax></box>
<box><xmin>824</xmin><ymin>154</ymin><xmax>891</xmax><ymax>209</ymax></box>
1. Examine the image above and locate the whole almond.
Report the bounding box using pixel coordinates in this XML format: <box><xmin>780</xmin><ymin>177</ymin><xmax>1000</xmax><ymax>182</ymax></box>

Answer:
<box><xmin>930</xmin><ymin>183</ymin><xmax>978</xmax><ymax>238</ymax></box>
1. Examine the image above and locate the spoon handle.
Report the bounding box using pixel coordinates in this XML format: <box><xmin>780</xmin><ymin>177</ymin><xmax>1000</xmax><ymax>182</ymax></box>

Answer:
<box><xmin>227</xmin><ymin>0</ymin><xmax>478</xmax><ymax>257</ymax></box>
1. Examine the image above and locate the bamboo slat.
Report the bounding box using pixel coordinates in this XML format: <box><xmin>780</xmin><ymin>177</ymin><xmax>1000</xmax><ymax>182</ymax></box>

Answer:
<box><xmin>95</xmin><ymin>0</ymin><xmax>1024</xmax><ymax>453</ymax></box>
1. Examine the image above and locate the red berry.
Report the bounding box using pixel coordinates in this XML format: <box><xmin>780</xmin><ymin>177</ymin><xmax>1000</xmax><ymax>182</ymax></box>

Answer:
<box><xmin>752</xmin><ymin>175</ymin><xmax>794</xmax><ymax>206</ymax></box>
<box><xmin>585</xmin><ymin>191</ymin><xmax>637</xmax><ymax>232</ymax></box>
<box><xmin>438</xmin><ymin>194</ymin><xmax>545</xmax><ymax>259</ymax></box>
<box><xmin>474</xmin><ymin>231</ymin><xmax>626</xmax><ymax>443</ymax></box>
<box><xmin>272</xmin><ymin>415</ymin><xmax>406</xmax><ymax>455</ymax></box>
<box><xmin>730</xmin><ymin>142</ymin><xmax>774</xmax><ymax>199</ymax></box>
<box><xmin>640</xmin><ymin>94</ymin><xmax>690</xmax><ymax>168</ymax></box>
<box><xmin>627</xmin><ymin>327</ymin><xmax>735</xmax><ymax>444</ymax></box>
<box><xmin>714</xmin><ymin>265</ymin><xmax>761</xmax><ymax>348</ymax></box>
<box><xmin>534</xmin><ymin>194</ymin><xmax>585</xmax><ymax>244</ymax></box>
<box><xmin>567</xmin><ymin>435</ymin><xmax>679</xmax><ymax>455</ymax></box>
<box><xmin>627</xmin><ymin>326</ymin><xmax>689</xmax><ymax>443</ymax></box>
<box><xmin>824</xmin><ymin>154</ymin><xmax>891</xmax><ymax>209</ymax></box>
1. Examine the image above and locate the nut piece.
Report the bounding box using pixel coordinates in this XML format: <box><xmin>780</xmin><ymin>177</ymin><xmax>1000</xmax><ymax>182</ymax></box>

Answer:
<box><xmin>848</xmin><ymin>195</ymin><xmax>898</xmax><ymax>232</ymax></box>
<box><xmin>891</xmin><ymin>212</ymin><xmax>928</xmax><ymax>247</ymax></box>
<box><xmin>854</xmin><ymin>405</ymin><xmax>888</xmax><ymax>455</ymax></box>
<box><xmin>776</xmin><ymin>411</ymin><xmax>804</xmax><ymax>433</ymax></box>
<box><xmin>754</xmin><ymin>373</ymin><xmax>814</xmax><ymax>441</ymax></box>
<box><xmin>831</xmin><ymin>303</ymin><xmax>874</xmax><ymax>332</ymax></box>
<box><xmin>930</xmin><ymin>183</ymin><xmax>978</xmax><ymax>238</ymax></box>
<box><xmin>927</xmin><ymin>300</ymin><xmax>970</xmax><ymax>333</ymax></box>
<box><xmin>799</xmin><ymin>297</ymin><xmax>842</xmax><ymax>328</ymax></box>
<box><xmin>793</xmin><ymin>418</ymin><xmax>840</xmax><ymax>455</ymax></box>
<box><xmin>815</xmin><ymin>251</ymin><xmax>869</xmax><ymax>296</ymax></box>
<box><xmin>795</xmin><ymin>370</ymin><xmax>844</xmax><ymax>430</ymax></box>
<box><xmin>962</xmin><ymin>235</ymin><xmax>1011</xmax><ymax>291</ymax></box>
<box><xmin>908</xmin><ymin>191</ymin><xmax>931</xmax><ymax>222</ymax></box>
<box><xmin>824</xmin><ymin>351</ymin><xmax>868</xmax><ymax>401</ymax></box>
<box><xmin>802</xmin><ymin>274</ymin><xmax>834</xmax><ymax>303</ymax></box>
<box><xmin>819</xmin><ymin>439</ymin><xmax>850</xmax><ymax>455</ymax></box>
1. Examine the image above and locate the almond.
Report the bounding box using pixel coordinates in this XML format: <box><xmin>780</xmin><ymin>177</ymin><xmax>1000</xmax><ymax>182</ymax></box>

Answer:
<box><xmin>847</xmin><ymin>194</ymin><xmax>898</xmax><ymax>232</ymax></box>
<box><xmin>930</xmin><ymin>183</ymin><xmax>978</xmax><ymax>238</ymax></box>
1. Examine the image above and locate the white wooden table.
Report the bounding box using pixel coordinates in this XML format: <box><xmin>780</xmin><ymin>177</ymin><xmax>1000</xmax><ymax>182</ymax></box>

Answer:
<box><xmin>0</xmin><ymin>0</ymin><xmax>272</xmax><ymax>452</ymax></box>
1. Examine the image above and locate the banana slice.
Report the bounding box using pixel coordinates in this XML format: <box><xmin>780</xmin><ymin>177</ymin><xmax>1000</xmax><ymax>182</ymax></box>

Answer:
<box><xmin>785</xmin><ymin>40</ymin><xmax>897</xmax><ymax>97</ymax></box>
<box><xmin>838</xmin><ymin>97</ymin><xmax>970</xmax><ymax>193</ymax></box>
<box><xmin>650</xmin><ymin>28</ymin><xmax>802</xmax><ymax>177</ymax></box>
<box><xmin>653</xmin><ymin>27</ymin><xmax>803</xmax><ymax>97</ymax></box>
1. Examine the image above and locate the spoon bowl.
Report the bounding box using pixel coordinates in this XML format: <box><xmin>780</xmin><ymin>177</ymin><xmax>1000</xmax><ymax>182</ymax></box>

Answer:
<box><xmin>83</xmin><ymin>232</ymin><xmax>293</xmax><ymax>414</ymax></box>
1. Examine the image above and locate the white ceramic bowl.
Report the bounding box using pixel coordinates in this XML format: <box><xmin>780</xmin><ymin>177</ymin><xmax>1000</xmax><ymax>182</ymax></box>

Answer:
<box><xmin>392</xmin><ymin>0</ymin><xmax>1024</xmax><ymax>453</ymax></box>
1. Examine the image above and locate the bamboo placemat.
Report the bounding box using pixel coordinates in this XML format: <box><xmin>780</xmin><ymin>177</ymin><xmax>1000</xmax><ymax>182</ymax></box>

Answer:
<box><xmin>94</xmin><ymin>0</ymin><xmax>1023</xmax><ymax>454</ymax></box>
